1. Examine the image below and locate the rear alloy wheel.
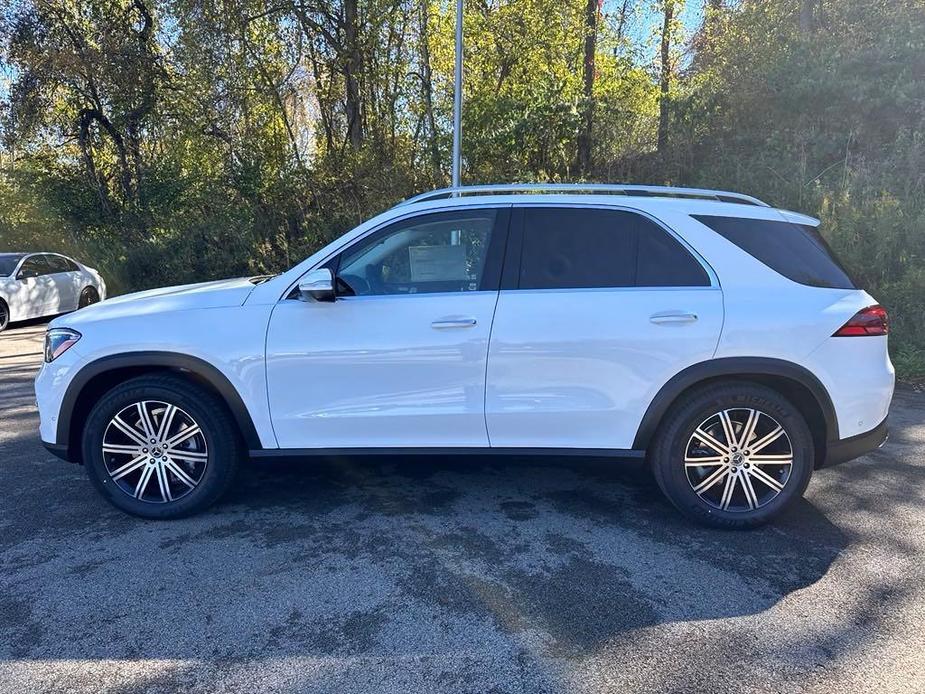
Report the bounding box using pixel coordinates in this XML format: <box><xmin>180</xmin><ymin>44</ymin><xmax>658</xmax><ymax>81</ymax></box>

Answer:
<box><xmin>684</xmin><ymin>408</ymin><xmax>793</xmax><ymax>512</ymax></box>
<box><xmin>651</xmin><ymin>382</ymin><xmax>814</xmax><ymax>529</ymax></box>
<box><xmin>83</xmin><ymin>375</ymin><xmax>242</xmax><ymax>518</ymax></box>
<box><xmin>0</xmin><ymin>300</ymin><xmax>8</xmax><ymax>332</ymax></box>
<box><xmin>78</xmin><ymin>286</ymin><xmax>100</xmax><ymax>309</ymax></box>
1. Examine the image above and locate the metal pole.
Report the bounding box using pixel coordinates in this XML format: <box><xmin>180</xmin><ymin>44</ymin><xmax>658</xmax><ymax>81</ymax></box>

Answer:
<box><xmin>451</xmin><ymin>0</ymin><xmax>463</xmax><ymax>190</ymax></box>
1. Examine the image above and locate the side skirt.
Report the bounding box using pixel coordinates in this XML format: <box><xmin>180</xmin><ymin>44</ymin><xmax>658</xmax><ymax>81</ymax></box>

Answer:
<box><xmin>249</xmin><ymin>447</ymin><xmax>647</xmax><ymax>463</ymax></box>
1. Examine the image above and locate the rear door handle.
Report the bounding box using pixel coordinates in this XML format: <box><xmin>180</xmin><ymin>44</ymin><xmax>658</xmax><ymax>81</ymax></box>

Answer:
<box><xmin>650</xmin><ymin>311</ymin><xmax>698</xmax><ymax>325</ymax></box>
<box><xmin>431</xmin><ymin>317</ymin><xmax>477</xmax><ymax>329</ymax></box>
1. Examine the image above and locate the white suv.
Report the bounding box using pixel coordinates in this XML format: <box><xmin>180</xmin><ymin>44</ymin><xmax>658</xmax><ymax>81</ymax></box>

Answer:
<box><xmin>34</xmin><ymin>184</ymin><xmax>894</xmax><ymax>527</ymax></box>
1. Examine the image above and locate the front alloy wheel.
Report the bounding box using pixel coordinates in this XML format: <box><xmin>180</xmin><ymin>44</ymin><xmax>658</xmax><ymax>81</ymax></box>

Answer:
<box><xmin>83</xmin><ymin>375</ymin><xmax>242</xmax><ymax>518</ymax></box>
<box><xmin>102</xmin><ymin>401</ymin><xmax>208</xmax><ymax>503</ymax></box>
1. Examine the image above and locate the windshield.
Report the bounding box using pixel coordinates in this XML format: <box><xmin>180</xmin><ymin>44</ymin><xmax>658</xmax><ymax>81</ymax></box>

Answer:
<box><xmin>0</xmin><ymin>254</ymin><xmax>25</xmax><ymax>277</ymax></box>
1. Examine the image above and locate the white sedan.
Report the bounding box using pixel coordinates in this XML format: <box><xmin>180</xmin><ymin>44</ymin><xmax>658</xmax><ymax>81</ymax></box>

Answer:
<box><xmin>0</xmin><ymin>252</ymin><xmax>106</xmax><ymax>332</ymax></box>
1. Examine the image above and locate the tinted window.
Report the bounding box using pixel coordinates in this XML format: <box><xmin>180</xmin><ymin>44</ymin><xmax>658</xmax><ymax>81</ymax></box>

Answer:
<box><xmin>637</xmin><ymin>217</ymin><xmax>710</xmax><ymax>287</ymax></box>
<box><xmin>44</xmin><ymin>255</ymin><xmax>74</xmax><ymax>273</ymax></box>
<box><xmin>693</xmin><ymin>215</ymin><xmax>855</xmax><ymax>289</ymax></box>
<box><xmin>518</xmin><ymin>208</ymin><xmax>709</xmax><ymax>289</ymax></box>
<box><xmin>0</xmin><ymin>254</ymin><xmax>24</xmax><ymax>276</ymax></box>
<box><xmin>337</xmin><ymin>211</ymin><xmax>497</xmax><ymax>296</ymax></box>
<box><xmin>18</xmin><ymin>256</ymin><xmax>50</xmax><ymax>278</ymax></box>
<box><xmin>519</xmin><ymin>208</ymin><xmax>637</xmax><ymax>289</ymax></box>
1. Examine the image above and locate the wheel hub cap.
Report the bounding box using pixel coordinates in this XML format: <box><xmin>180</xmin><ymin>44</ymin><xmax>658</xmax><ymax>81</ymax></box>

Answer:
<box><xmin>101</xmin><ymin>400</ymin><xmax>208</xmax><ymax>503</ymax></box>
<box><xmin>684</xmin><ymin>407</ymin><xmax>793</xmax><ymax>512</ymax></box>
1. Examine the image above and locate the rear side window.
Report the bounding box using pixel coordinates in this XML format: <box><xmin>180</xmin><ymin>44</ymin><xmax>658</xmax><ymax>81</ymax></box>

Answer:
<box><xmin>693</xmin><ymin>215</ymin><xmax>855</xmax><ymax>289</ymax></box>
<box><xmin>637</xmin><ymin>218</ymin><xmax>711</xmax><ymax>287</ymax></box>
<box><xmin>519</xmin><ymin>208</ymin><xmax>637</xmax><ymax>289</ymax></box>
<box><xmin>44</xmin><ymin>255</ymin><xmax>74</xmax><ymax>273</ymax></box>
<box><xmin>518</xmin><ymin>208</ymin><xmax>709</xmax><ymax>289</ymax></box>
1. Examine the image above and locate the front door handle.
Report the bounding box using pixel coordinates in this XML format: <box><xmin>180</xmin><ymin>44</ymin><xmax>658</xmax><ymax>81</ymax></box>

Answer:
<box><xmin>431</xmin><ymin>317</ymin><xmax>477</xmax><ymax>329</ymax></box>
<box><xmin>650</xmin><ymin>311</ymin><xmax>698</xmax><ymax>325</ymax></box>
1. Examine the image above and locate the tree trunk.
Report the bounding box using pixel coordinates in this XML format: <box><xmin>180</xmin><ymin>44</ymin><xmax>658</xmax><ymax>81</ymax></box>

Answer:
<box><xmin>344</xmin><ymin>0</ymin><xmax>364</xmax><ymax>147</ymax></box>
<box><xmin>799</xmin><ymin>0</ymin><xmax>816</xmax><ymax>33</ymax></box>
<box><xmin>418</xmin><ymin>2</ymin><xmax>441</xmax><ymax>177</ymax></box>
<box><xmin>577</xmin><ymin>0</ymin><xmax>598</xmax><ymax>175</ymax></box>
<box><xmin>657</xmin><ymin>1</ymin><xmax>674</xmax><ymax>154</ymax></box>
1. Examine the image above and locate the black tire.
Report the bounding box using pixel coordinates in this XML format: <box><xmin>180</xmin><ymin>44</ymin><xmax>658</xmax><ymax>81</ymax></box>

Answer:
<box><xmin>78</xmin><ymin>286</ymin><xmax>100</xmax><ymax>309</ymax></box>
<box><xmin>0</xmin><ymin>300</ymin><xmax>8</xmax><ymax>332</ymax></box>
<box><xmin>650</xmin><ymin>381</ymin><xmax>814</xmax><ymax>529</ymax></box>
<box><xmin>82</xmin><ymin>374</ymin><xmax>243</xmax><ymax>519</ymax></box>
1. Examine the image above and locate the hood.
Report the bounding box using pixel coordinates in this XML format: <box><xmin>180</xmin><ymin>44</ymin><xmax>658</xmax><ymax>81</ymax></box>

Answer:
<box><xmin>52</xmin><ymin>277</ymin><xmax>257</xmax><ymax>327</ymax></box>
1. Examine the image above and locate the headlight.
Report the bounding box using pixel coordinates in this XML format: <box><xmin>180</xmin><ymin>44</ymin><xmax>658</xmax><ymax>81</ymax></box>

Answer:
<box><xmin>45</xmin><ymin>328</ymin><xmax>81</xmax><ymax>363</ymax></box>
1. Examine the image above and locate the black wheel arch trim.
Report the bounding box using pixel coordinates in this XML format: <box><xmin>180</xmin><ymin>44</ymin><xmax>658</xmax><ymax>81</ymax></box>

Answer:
<box><xmin>632</xmin><ymin>357</ymin><xmax>839</xmax><ymax>450</ymax></box>
<box><xmin>55</xmin><ymin>351</ymin><xmax>262</xmax><ymax>460</ymax></box>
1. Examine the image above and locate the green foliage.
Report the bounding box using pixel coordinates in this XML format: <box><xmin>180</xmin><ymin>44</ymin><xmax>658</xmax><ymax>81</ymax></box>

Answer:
<box><xmin>1</xmin><ymin>0</ymin><xmax>924</xmax><ymax>378</ymax></box>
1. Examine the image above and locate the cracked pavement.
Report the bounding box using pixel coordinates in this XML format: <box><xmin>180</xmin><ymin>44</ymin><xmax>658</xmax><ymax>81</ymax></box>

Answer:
<box><xmin>1</xmin><ymin>321</ymin><xmax>924</xmax><ymax>693</ymax></box>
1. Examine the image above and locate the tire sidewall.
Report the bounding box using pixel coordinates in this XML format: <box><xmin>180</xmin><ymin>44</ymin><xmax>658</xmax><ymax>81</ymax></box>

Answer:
<box><xmin>83</xmin><ymin>379</ymin><xmax>238</xmax><ymax>519</ymax></box>
<box><xmin>0</xmin><ymin>300</ymin><xmax>9</xmax><ymax>332</ymax></box>
<box><xmin>654</xmin><ymin>384</ymin><xmax>814</xmax><ymax>528</ymax></box>
<box><xmin>79</xmin><ymin>287</ymin><xmax>99</xmax><ymax>309</ymax></box>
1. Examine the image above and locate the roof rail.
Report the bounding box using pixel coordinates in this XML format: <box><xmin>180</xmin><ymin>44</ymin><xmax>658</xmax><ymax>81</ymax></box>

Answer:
<box><xmin>397</xmin><ymin>183</ymin><xmax>769</xmax><ymax>208</ymax></box>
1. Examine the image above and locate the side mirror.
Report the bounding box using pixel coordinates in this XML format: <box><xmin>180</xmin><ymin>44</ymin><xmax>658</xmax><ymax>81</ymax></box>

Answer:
<box><xmin>298</xmin><ymin>268</ymin><xmax>336</xmax><ymax>302</ymax></box>
<box><xmin>18</xmin><ymin>269</ymin><xmax>36</xmax><ymax>280</ymax></box>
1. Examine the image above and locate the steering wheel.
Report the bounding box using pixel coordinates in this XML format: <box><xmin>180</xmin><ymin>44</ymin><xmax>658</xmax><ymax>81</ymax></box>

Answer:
<box><xmin>364</xmin><ymin>264</ymin><xmax>387</xmax><ymax>294</ymax></box>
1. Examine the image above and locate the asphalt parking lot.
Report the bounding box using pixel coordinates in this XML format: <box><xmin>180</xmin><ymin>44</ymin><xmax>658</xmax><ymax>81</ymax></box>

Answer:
<box><xmin>1</xmin><ymin>321</ymin><xmax>924</xmax><ymax>693</ymax></box>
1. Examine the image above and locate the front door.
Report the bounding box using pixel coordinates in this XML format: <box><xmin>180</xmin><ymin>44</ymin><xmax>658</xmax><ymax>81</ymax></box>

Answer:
<box><xmin>485</xmin><ymin>205</ymin><xmax>724</xmax><ymax>450</ymax></box>
<box><xmin>14</xmin><ymin>255</ymin><xmax>56</xmax><ymax>319</ymax></box>
<box><xmin>266</xmin><ymin>207</ymin><xmax>510</xmax><ymax>449</ymax></box>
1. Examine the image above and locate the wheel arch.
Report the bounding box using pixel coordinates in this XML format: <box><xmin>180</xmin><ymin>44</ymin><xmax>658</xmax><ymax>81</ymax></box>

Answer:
<box><xmin>633</xmin><ymin>357</ymin><xmax>838</xmax><ymax>467</ymax></box>
<box><xmin>58</xmin><ymin>352</ymin><xmax>261</xmax><ymax>463</ymax></box>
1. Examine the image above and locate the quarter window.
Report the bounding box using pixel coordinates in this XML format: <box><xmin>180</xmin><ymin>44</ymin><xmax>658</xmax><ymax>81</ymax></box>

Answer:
<box><xmin>693</xmin><ymin>215</ymin><xmax>856</xmax><ymax>289</ymax></box>
<box><xmin>337</xmin><ymin>211</ymin><xmax>498</xmax><ymax>296</ymax></box>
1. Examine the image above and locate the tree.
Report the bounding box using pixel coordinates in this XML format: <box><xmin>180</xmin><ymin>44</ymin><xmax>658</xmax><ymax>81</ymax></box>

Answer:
<box><xmin>577</xmin><ymin>0</ymin><xmax>599</xmax><ymax>174</ymax></box>
<box><xmin>656</xmin><ymin>0</ymin><xmax>679</xmax><ymax>155</ymax></box>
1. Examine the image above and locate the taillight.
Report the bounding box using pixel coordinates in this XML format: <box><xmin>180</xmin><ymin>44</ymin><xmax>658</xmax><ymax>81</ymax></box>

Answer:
<box><xmin>833</xmin><ymin>305</ymin><xmax>889</xmax><ymax>337</ymax></box>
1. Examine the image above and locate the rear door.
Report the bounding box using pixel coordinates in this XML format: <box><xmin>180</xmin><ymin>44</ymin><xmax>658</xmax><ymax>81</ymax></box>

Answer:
<box><xmin>42</xmin><ymin>254</ymin><xmax>80</xmax><ymax>311</ymax></box>
<box><xmin>485</xmin><ymin>205</ymin><xmax>724</xmax><ymax>450</ymax></box>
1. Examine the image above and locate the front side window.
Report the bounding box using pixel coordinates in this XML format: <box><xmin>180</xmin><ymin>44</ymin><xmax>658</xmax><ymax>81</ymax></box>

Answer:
<box><xmin>517</xmin><ymin>207</ymin><xmax>709</xmax><ymax>289</ymax></box>
<box><xmin>18</xmin><ymin>256</ymin><xmax>50</xmax><ymax>279</ymax></box>
<box><xmin>337</xmin><ymin>210</ymin><xmax>498</xmax><ymax>296</ymax></box>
